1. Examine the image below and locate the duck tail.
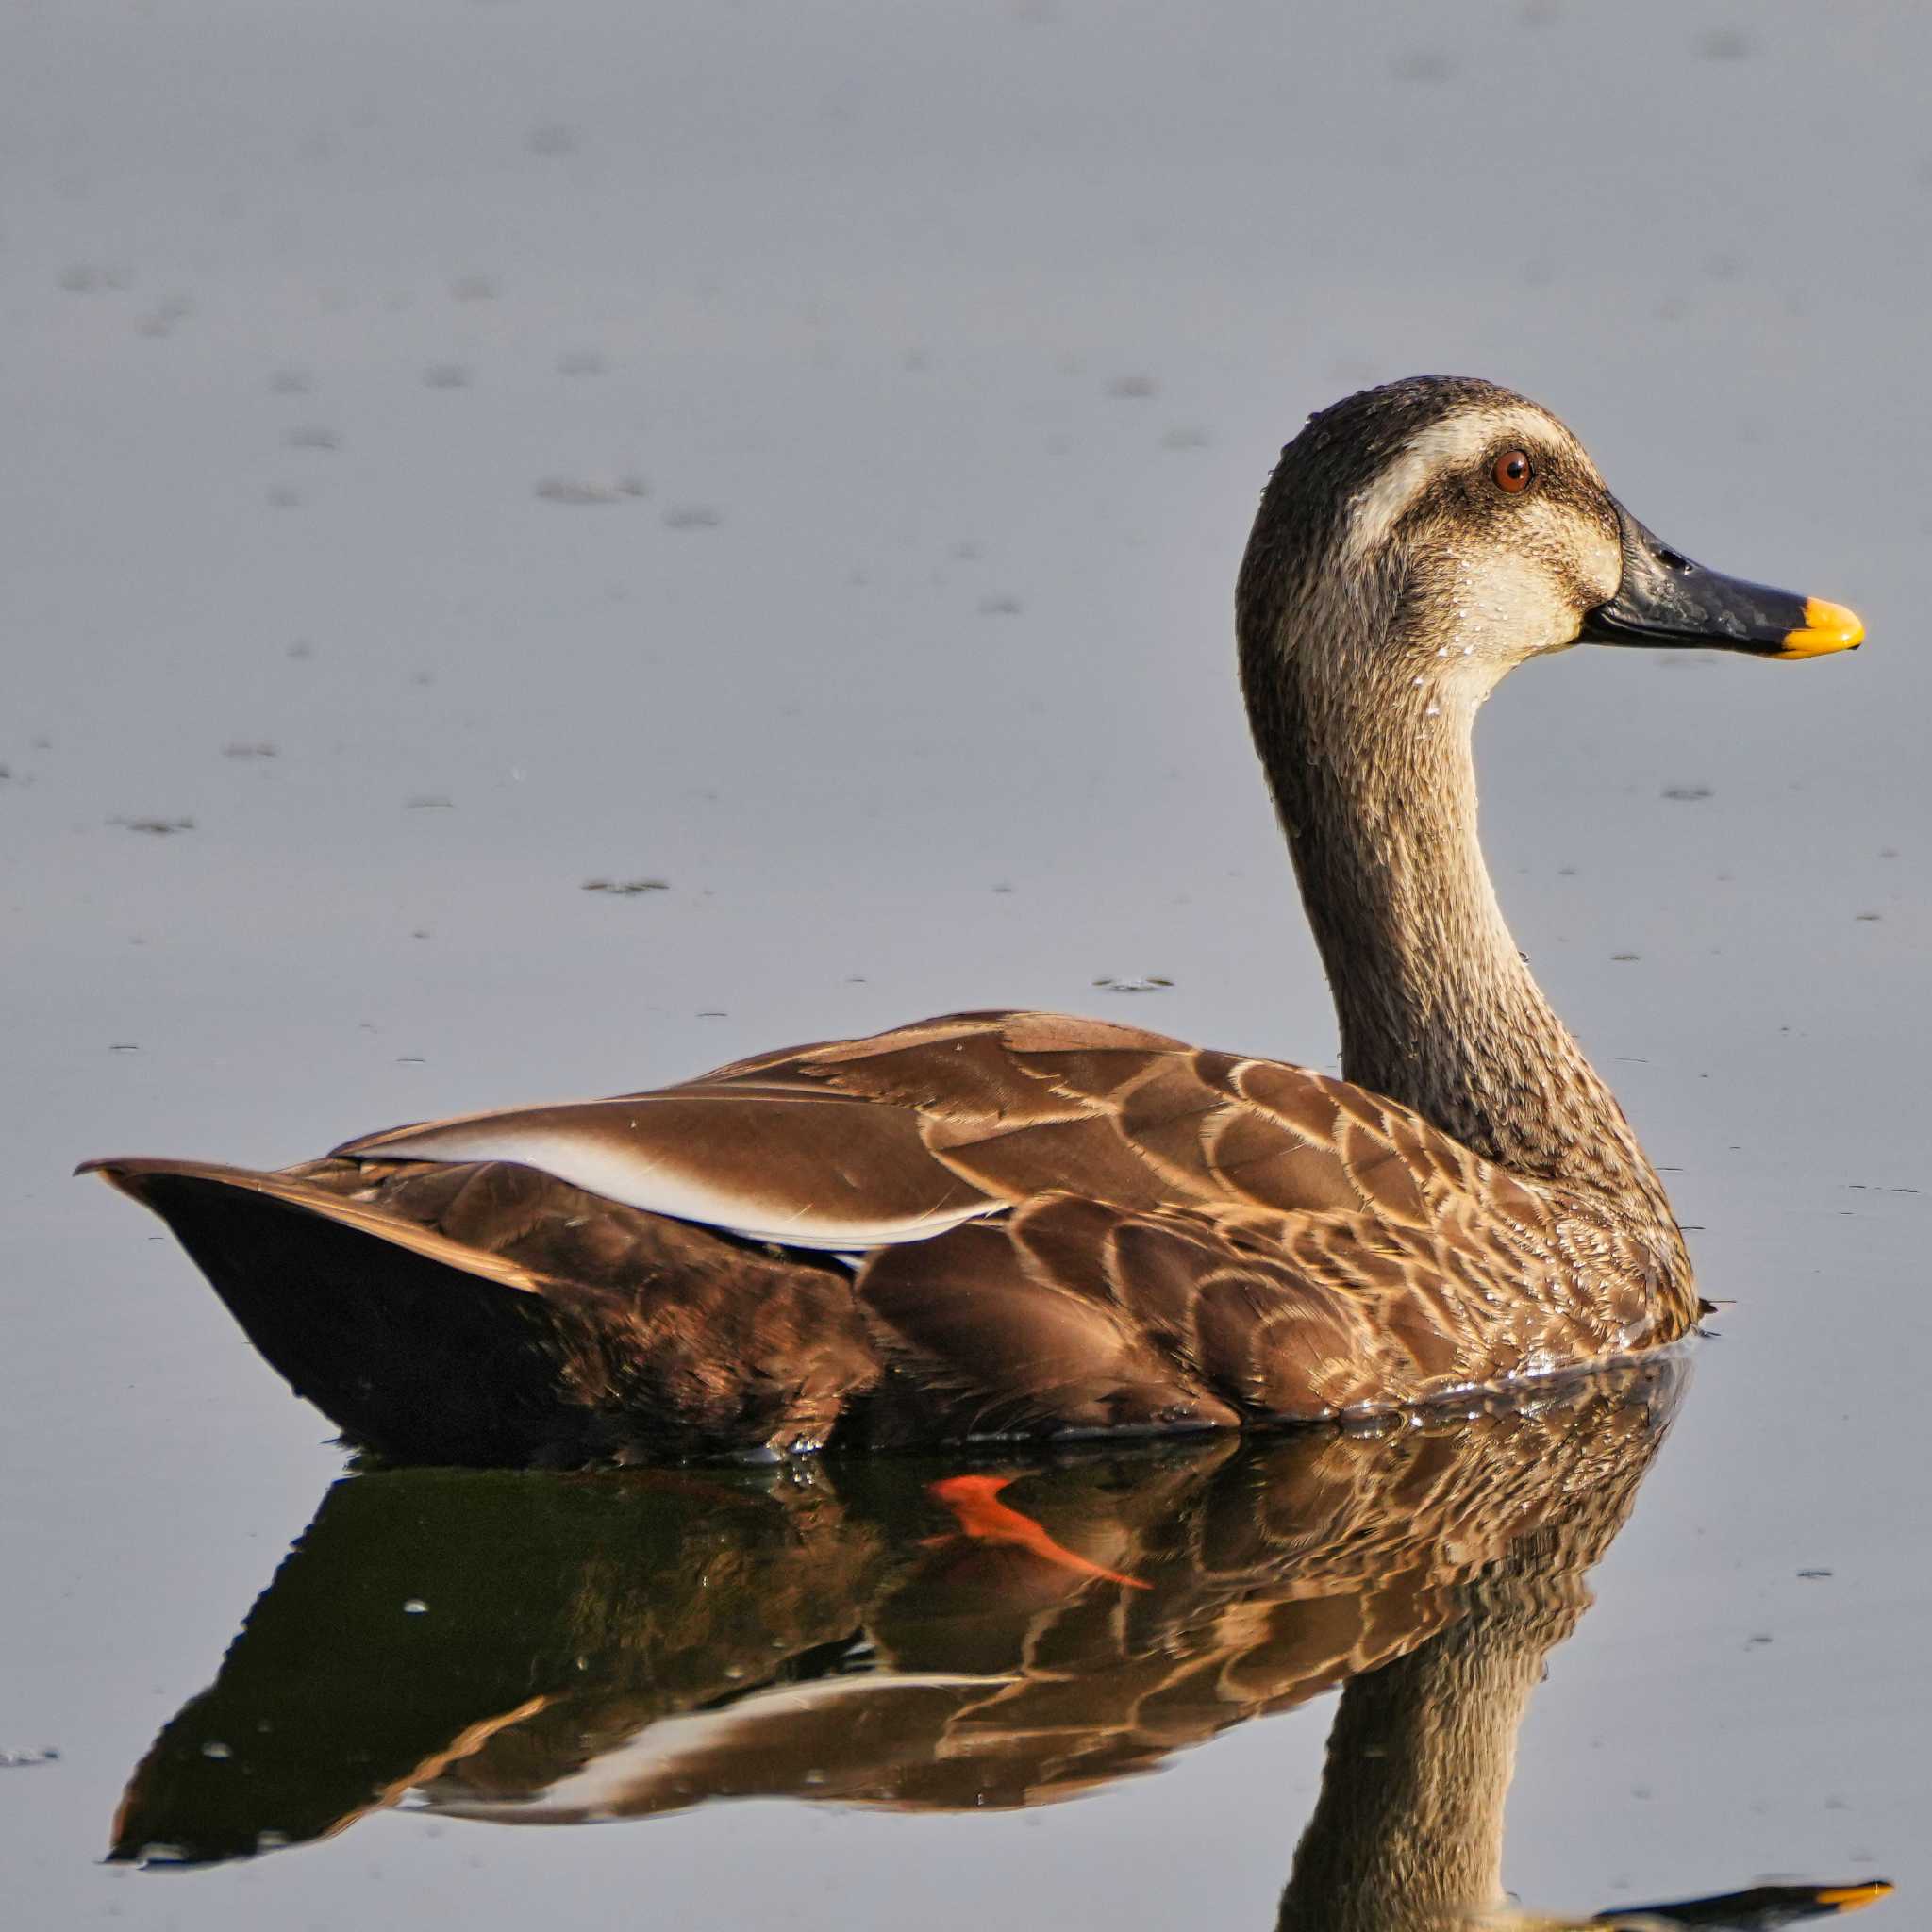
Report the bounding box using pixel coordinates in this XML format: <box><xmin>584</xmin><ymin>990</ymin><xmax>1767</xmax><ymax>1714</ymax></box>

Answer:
<box><xmin>77</xmin><ymin>1157</ymin><xmax>576</xmax><ymax>1465</ymax></box>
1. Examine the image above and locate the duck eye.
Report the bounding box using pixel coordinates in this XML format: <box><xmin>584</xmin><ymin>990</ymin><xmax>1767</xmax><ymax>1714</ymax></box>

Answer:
<box><xmin>1492</xmin><ymin>449</ymin><xmax>1533</xmax><ymax>494</ymax></box>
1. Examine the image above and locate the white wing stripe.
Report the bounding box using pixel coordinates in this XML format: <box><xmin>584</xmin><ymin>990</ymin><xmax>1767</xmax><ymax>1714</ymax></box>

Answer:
<box><xmin>348</xmin><ymin>1124</ymin><xmax>995</xmax><ymax>1251</ymax></box>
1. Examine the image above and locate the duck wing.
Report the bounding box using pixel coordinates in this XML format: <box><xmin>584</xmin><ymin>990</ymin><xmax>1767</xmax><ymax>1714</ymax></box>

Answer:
<box><xmin>327</xmin><ymin>1008</ymin><xmax>1518</xmax><ymax>1251</ymax></box>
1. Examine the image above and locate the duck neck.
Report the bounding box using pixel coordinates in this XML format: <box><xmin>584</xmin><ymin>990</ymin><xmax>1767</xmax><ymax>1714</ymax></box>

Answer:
<box><xmin>1246</xmin><ymin>638</ymin><xmax>1674</xmax><ymax>1226</ymax></box>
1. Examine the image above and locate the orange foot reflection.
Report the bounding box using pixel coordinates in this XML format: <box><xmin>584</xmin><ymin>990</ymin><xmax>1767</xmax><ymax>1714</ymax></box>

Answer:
<box><xmin>924</xmin><ymin>1474</ymin><xmax>1151</xmax><ymax>1591</ymax></box>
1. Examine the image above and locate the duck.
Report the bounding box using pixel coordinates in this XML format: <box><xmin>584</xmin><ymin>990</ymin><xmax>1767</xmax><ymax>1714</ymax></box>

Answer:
<box><xmin>80</xmin><ymin>375</ymin><xmax>1864</xmax><ymax>1466</ymax></box>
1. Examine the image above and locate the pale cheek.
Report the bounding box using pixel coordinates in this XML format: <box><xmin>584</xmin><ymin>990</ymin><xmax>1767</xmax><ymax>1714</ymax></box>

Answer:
<box><xmin>1447</xmin><ymin>553</ymin><xmax>1578</xmax><ymax>662</ymax></box>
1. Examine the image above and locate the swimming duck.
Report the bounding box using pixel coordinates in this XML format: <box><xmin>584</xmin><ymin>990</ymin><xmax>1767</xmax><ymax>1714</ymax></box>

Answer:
<box><xmin>81</xmin><ymin>376</ymin><xmax>1863</xmax><ymax>1465</ymax></box>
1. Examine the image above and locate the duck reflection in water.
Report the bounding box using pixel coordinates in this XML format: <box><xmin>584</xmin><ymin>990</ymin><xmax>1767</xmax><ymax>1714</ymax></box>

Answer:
<box><xmin>112</xmin><ymin>1360</ymin><xmax>1887</xmax><ymax>1929</ymax></box>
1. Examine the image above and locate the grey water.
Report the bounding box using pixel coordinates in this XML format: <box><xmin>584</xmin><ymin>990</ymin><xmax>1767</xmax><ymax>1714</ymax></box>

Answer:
<box><xmin>3</xmin><ymin>2</ymin><xmax>1926</xmax><ymax>1925</ymax></box>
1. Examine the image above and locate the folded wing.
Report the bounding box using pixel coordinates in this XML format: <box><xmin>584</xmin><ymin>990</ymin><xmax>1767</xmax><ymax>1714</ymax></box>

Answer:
<box><xmin>331</xmin><ymin>1009</ymin><xmax>1531</xmax><ymax>1254</ymax></box>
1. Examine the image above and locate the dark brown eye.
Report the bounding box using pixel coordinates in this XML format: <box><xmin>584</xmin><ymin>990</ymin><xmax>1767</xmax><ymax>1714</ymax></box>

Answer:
<box><xmin>1492</xmin><ymin>449</ymin><xmax>1533</xmax><ymax>493</ymax></box>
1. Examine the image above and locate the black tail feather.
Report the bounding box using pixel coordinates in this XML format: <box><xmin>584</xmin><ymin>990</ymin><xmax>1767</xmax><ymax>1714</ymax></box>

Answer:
<box><xmin>103</xmin><ymin>1168</ymin><xmax>578</xmax><ymax>1465</ymax></box>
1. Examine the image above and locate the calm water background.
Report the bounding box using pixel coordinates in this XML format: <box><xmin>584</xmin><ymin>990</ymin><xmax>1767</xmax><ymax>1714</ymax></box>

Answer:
<box><xmin>3</xmin><ymin>1</ymin><xmax>1925</xmax><ymax>1924</ymax></box>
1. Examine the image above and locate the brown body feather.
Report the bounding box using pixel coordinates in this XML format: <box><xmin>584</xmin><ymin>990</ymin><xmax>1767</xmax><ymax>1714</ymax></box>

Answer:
<box><xmin>83</xmin><ymin>1008</ymin><xmax>1693</xmax><ymax>1462</ymax></box>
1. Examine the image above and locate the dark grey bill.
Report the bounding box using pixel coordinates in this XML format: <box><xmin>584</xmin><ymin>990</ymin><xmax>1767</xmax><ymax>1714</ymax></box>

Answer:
<box><xmin>1580</xmin><ymin>500</ymin><xmax>1862</xmax><ymax>660</ymax></box>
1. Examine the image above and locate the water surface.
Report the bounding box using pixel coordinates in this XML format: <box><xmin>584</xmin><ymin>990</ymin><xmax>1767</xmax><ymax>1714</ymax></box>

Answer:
<box><xmin>4</xmin><ymin>3</ymin><xmax>1926</xmax><ymax>1926</ymax></box>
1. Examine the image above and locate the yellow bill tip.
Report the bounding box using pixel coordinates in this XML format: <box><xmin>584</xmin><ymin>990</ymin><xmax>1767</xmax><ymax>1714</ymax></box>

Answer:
<box><xmin>1778</xmin><ymin>596</ymin><xmax>1865</xmax><ymax>658</ymax></box>
<box><xmin>1813</xmin><ymin>1880</ymin><xmax>1894</xmax><ymax>1912</ymax></box>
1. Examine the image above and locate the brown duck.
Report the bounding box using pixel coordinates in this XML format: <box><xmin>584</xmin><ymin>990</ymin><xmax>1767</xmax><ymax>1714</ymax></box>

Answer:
<box><xmin>80</xmin><ymin>376</ymin><xmax>1863</xmax><ymax>1464</ymax></box>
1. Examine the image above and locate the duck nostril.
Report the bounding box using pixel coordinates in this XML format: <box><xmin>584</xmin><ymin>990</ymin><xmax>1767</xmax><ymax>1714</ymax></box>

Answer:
<box><xmin>1655</xmin><ymin>547</ymin><xmax>1692</xmax><ymax>573</ymax></box>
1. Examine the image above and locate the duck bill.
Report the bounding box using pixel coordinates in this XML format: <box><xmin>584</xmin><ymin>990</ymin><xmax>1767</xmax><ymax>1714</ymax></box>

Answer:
<box><xmin>1580</xmin><ymin>500</ymin><xmax>1863</xmax><ymax>660</ymax></box>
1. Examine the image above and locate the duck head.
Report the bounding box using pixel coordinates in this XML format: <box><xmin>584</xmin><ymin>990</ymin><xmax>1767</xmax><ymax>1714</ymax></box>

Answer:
<box><xmin>1240</xmin><ymin>375</ymin><xmax>1863</xmax><ymax>712</ymax></box>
